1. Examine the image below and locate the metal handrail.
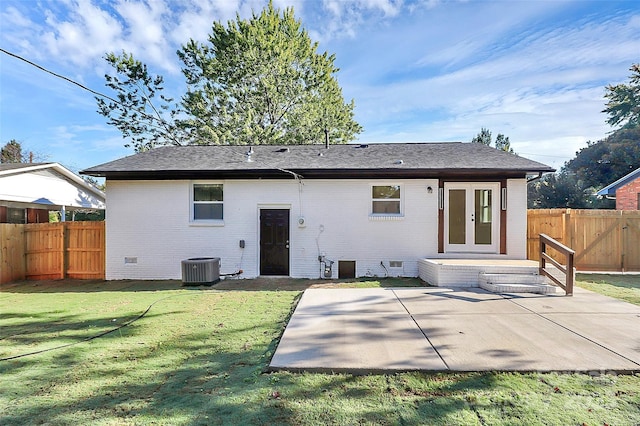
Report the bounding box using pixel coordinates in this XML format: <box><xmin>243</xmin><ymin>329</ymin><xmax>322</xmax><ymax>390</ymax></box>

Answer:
<box><xmin>539</xmin><ymin>233</ymin><xmax>575</xmax><ymax>296</ymax></box>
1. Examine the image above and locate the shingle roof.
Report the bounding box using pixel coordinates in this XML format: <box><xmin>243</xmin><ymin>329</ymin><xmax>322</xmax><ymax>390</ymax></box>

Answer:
<box><xmin>0</xmin><ymin>162</ymin><xmax>52</xmax><ymax>172</ymax></box>
<box><xmin>81</xmin><ymin>142</ymin><xmax>554</xmax><ymax>180</ymax></box>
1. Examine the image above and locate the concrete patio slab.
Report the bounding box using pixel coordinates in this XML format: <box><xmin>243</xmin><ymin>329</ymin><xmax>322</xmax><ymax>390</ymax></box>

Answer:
<box><xmin>413</xmin><ymin>313</ymin><xmax>638</xmax><ymax>372</ymax></box>
<box><xmin>540</xmin><ymin>313</ymin><xmax>640</xmax><ymax>365</ymax></box>
<box><xmin>269</xmin><ymin>313</ymin><xmax>447</xmax><ymax>372</ymax></box>
<box><xmin>290</xmin><ymin>287</ymin><xmax>406</xmax><ymax>315</ymax></box>
<box><xmin>392</xmin><ymin>287</ymin><xmax>529</xmax><ymax>315</ymax></box>
<box><xmin>269</xmin><ymin>287</ymin><xmax>640</xmax><ymax>373</ymax></box>
<box><xmin>504</xmin><ymin>287</ymin><xmax>640</xmax><ymax>314</ymax></box>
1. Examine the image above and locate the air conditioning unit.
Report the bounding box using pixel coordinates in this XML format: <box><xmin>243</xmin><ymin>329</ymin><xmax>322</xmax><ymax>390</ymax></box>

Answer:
<box><xmin>181</xmin><ymin>257</ymin><xmax>220</xmax><ymax>285</ymax></box>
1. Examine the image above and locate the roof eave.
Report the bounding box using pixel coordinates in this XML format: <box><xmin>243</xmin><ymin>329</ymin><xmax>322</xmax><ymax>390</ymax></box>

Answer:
<box><xmin>82</xmin><ymin>167</ymin><xmax>554</xmax><ymax>180</ymax></box>
<box><xmin>4</xmin><ymin>163</ymin><xmax>105</xmax><ymax>200</ymax></box>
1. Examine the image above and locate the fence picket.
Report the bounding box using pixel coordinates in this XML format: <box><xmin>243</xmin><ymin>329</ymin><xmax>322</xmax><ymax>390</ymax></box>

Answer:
<box><xmin>1</xmin><ymin>222</ymin><xmax>105</xmax><ymax>283</ymax></box>
<box><xmin>527</xmin><ymin>209</ymin><xmax>640</xmax><ymax>272</ymax></box>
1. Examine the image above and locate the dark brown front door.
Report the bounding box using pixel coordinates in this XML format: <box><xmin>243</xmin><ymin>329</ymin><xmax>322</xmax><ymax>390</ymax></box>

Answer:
<box><xmin>260</xmin><ymin>209</ymin><xmax>290</xmax><ymax>275</ymax></box>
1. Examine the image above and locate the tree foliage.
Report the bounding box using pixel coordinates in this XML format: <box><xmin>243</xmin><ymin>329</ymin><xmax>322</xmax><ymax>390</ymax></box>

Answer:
<box><xmin>96</xmin><ymin>52</ymin><xmax>184</xmax><ymax>152</ymax></box>
<box><xmin>494</xmin><ymin>134</ymin><xmax>514</xmax><ymax>153</ymax></box>
<box><xmin>177</xmin><ymin>2</ymin><xmax>361</xmax><ymax>145</ymax></box>
<box><xmin>471</xmin><ymin>127</ymin><xmax>492</xmax><ymax>145</ymax></box>
<box><xmin>529</xmin><ymin>64</ymin><xmax>640</xmax><ymax>209</ymax></box>
<box><xmin>1</xmin><ymin>139</ymin><xmax>23</xmax><ymax>163</ymax></box>
<box><xmin>527</xmin><ymin>172</ymin><xmax>612</xmax><ymax>209</ymax></box>
<box><xmin>97</xmin><ymin>2</ymin><xmax>361</xmax><ymax>151</ymax></box>
<box><xmin>527</xmin><ymin>126</ymin><xmax>639</xmax><ymax>208</ymax></box>
<box><xmin>0</xmin><ymin>140</ymin><xmax>47</xmax><ymax>163</ymax></box>
<box><xmin>564</xmin><ymin>127</ymin><xmax>640</xmax><ymax>189</ymax></box>
<box><xmin>603</xmin><ymin>63</ymin><xmax>640</xmax><ymax>129</ymax></box>
<box><xmin>471</xmin><ymin>128</ymin><xmax>515</xmax><ymax>153</ymax></box>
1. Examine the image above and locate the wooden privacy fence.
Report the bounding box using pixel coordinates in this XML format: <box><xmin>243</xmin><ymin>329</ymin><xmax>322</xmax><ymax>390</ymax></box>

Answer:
<box><xmin>0</xmin><ymin>224</ymin><xmax>25</xmax><ymax>284</ymax></box>
<box><xmin>528</xmin><ymin>209</ymin><xmax>640</xmax><ymax>272</ymax></box>
<box><xmin>1</xmin><ymin>222</ymin><xmax>105</xmax><ymax>283</ymax></box>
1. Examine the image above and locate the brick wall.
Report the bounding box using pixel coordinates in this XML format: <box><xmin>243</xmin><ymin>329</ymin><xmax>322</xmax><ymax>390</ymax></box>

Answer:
<box><xmin>616</xmin><ymin>177</ymin><xmax>640</xmax><ymax>210</ymax></box>
<box><xmin>105</xmin><ymin>178</ymin><xmax>529</xmax><ymax>280</ymax></box>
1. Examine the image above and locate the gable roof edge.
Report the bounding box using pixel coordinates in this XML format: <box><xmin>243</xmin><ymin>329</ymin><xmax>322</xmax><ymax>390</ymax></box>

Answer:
<box><xmin>1</xmin><ymin>162</ymin><xmax>105</xmax><ymax>199</ymax></box>
<box><xmin>596</xmin><ymin>167</ymin><xmax>640</xmax><ymax>196</ymax></box>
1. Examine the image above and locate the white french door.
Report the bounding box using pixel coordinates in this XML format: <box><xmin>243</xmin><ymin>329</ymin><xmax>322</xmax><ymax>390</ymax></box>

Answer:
<box><xmin>444</xmin><ymin>183</ymin><xmax>500</xmax><ymax>253</ymax></box>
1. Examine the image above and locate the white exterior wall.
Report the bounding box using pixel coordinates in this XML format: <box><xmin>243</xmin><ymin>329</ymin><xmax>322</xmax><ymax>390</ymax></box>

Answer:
<box><xmin>105</xmin><ymin>177</ymin><xmax>530</xmax><ymax>280</ymax></box>
<box><xmin>0</xmin><ymin>168</ymin><xmax>104</xmax><ymax>209</ymax></box>
<box><xmin>506</xmin><ymin>179</ymin><xmax>527</xmax><ymax>259</ymax></box>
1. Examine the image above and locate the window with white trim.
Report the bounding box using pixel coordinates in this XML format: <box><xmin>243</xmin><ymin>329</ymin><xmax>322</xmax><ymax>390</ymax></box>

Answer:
<box><xmin>371</xmin><ymin>185</ymin><xmax>401</xmax><ymax>215</ymax></box>
<box><xmin>192</xmin><ymin>183</ymin><xmax>223</xmax><ymax>221</ymax></box>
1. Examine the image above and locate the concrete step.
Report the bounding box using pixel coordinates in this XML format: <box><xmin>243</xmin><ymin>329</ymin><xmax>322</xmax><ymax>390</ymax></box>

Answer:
<box><xmin>479</xmin><ymin>273</ymin><xmax>557</xmax><ymax>294</ymax></box>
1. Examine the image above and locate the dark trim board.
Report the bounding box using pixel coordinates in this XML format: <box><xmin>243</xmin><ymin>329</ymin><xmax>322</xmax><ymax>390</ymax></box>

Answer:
<box><xmin>92</xmin><ymin>170</ymin><xmax>534</xmax><ymax>181</ymax></box>
<box><xmin>500</xmin><ymin>180</ymin><xmax>507</xmax><ymax>254</ymax></box>
<box><xmin>438</xmin><ymin>180</ymin><xmax>445</xmax><ymax>253</ymax></box>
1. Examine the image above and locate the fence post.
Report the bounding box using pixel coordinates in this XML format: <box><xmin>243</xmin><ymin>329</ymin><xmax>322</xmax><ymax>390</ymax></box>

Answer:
<box><xmin>619</xmin><ymin>210</ymin><xmax>625</xmax><ymax>272</ymax></box>
<box><xmin>539</xmin><ymin>238</ymin><xmax>545</xmax><ymax>276</ymax></box>
<box><xmin>566</xmin><ymin>249</ymin><xmax>574</xmax><ymax>296</ymax></box>
<box><xmin>63</xmin><ymin>222</ymin><xmax>68</xmax><ymax>279</ymax></box>
<box><xmin>563</xmin><ymin>208</ymin><xmax>571</xmax><ymax>249</ymax></box>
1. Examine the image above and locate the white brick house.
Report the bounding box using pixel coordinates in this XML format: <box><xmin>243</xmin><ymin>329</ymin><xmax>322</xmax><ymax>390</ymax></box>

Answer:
<box><xmin>82</xmin><ymin>143</ymin><xmax>553</xmax><ymax>280</ymax></box>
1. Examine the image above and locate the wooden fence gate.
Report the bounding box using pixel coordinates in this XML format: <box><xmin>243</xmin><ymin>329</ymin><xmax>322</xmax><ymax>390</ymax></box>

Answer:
<box><xmin>1</xmin><ymin>222</ymin><xmax>105</xmax><ymax>283</ymax></box>
<box><xmin>528</xmin><ymin>209</ymin><xmax>640</xmax><ymax>272</ymax></box>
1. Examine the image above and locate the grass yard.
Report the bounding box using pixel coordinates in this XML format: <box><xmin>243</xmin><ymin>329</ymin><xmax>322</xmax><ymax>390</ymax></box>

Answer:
<box><xmin>1</xmin><ymin>277</ymin><xmax>639</xmax><ymax>425</ymax></box>
<box><xmin>576</xmin><ymin>273</ymin><xmax>640</xmax><ymax>306</ymax></box>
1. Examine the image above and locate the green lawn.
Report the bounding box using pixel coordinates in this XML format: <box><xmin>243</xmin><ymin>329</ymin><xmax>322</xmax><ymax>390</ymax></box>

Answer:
<box><xmin>576</xmin><ymin>273</ymin><xmax>640</xmax><ymax>305</ymax></box>
<box><xmin>1</xmin><ymin>278</ymin><xmax>639</xmax><ymax>425</ymax></box>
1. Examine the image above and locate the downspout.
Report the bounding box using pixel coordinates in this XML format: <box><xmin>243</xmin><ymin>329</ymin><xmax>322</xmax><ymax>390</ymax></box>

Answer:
<box><xmin>527</xmin><ymin>172</ymin><xmax>543</xmax><ymax>183</ymax></box>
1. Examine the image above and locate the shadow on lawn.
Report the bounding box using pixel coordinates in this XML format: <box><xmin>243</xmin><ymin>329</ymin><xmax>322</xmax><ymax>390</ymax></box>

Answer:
<box><xmin>2</xmin><ymin>278</ymin><xmax>489</xmax><ymax>425</ymax></box>
<box><xmin>0</xmin><ymin>311</ymin><xmax>178</xmax><ymax>348</ymax></box>
<box><xmin>0</xmin><ymin>307</ymin><xmax>303</xmax><ymax>424</ymax></box>
<box><xmin>0</xmin><ymin>276</ymin><xmax>426</xmax><ymax>294</ymax></box>
<box><xmin>0</xmin><ymin>279</ymin><xmax>185</xmax><ymax>293</ymax></box>
<box><xmin>1</xmin><ymin>325</ymin><xmax>499</xmax><ymax>425</ymax></box>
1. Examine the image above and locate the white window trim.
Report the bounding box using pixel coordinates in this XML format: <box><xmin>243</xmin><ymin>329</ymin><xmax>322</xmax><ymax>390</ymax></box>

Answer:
<box><xmin>190</xmin><ymin>181</ymin><xmax>225</xmax><ymax>226</ymax></box>
<box><xmin>369</xmin><ymin>183</ymin><xmax>404</xmax><ymax>218</ymax></box>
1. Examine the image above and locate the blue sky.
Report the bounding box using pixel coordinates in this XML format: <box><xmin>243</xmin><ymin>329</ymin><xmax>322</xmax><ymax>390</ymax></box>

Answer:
<box><xmin>1</xmin><ymin>0</ymin><xmax>638</xmax><ymax>174</ymax></box>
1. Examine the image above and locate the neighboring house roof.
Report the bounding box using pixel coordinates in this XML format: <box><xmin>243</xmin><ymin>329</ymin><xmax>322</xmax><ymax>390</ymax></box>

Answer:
<box><xmin>596</xmin><ymin>167</ymin><xmax>640</xmax><ymax>197</ymax></box>
<box><xmin>0</xmin><ymin>162</ymin><xmax>105</xmax><ymax>210</ymax></box>
<box><xmin>82</xmin><ymin>142</ymin><xmax>554</xmax><ymax>180</ymax></box>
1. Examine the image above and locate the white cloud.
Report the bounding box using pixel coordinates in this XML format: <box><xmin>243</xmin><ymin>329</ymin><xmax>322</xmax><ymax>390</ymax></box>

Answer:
<box><xmin>341</xmin><ymin>6</ymin><xmax>639</xmax><ymax>140</ymax></box>
<box><xmin>41</xmin><ymin>1</ymin><xmax>124</xmax><ymax>68</ymax></box>
<box><xmin>2</xmin><ymin>5</ymin><xmax>31</xmax><ymax>27</ymax></box>
<box><xmin>313</xmin><ymin>0</ymin><xmax>407</xmax><ymax>40</ymax></box>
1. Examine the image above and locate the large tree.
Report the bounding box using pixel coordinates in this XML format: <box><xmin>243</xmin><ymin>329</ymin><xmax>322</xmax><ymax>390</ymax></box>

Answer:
<box><xmin>1</xmin><ymin>139</ymin><xmax>23</xmax><ymax>163</ymax></box>
<box><xmin>97</xmin><ymin>2</ymin><xmax>361</xmax><ymax>151</ymax></box>
<box><xmin>178</xmin><ymin>3</ymin><xmax>360</xmax><ymax>145</ymax></box>
<box><xmin>527</xmin><ymin>126</ymin><xmax>639</xmax><ymax>208</ymax></box>
<box><xmin>564</xmin><ymin>126</ymin><xmax>640</xmax><ymax>190</ymax></box>
<box><xmin>96</xmin><ymin>53</ymin><xmax>184</xmax><ymax>152</ymax></box>
<box><xmin>603</xmin><ymin>63</ymin><xmax>640</xmax><ymax>129</ymax></box>
<box><xmin>527</xmin><ymin>172</ymin><xmax>610</xmax><ymax>209</ymax></box>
